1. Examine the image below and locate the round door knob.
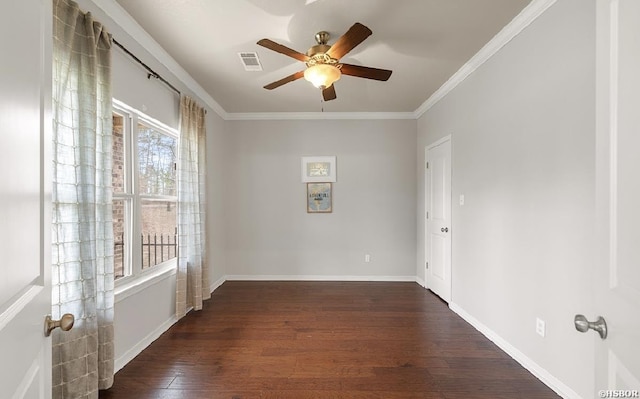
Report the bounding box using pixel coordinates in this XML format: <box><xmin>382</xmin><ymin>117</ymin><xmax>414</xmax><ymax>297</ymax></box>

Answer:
<box><xmin>574</xmin><ymin>314</ymin><xmax>607</xmax><ymax>340</ymax></box>
<box><xmin>44</xmin><ymin>313</ymin><xmax>75</xmax><ymax>337</ymax></box>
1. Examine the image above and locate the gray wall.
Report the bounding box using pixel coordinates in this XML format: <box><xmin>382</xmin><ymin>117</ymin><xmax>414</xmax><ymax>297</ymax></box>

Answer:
<box><xmin>206</xmin><ymin>115</ymin><xmax>228</xmax><ymax>285</ymax></box>
<box><xmin>225</xmin><ymin>119</ymin><xmax>417</xmax><ymax>279</ymax></box>
<box><xmin>416</xmin><ymin>0</ymin><xmax>595</xmax><ymax>397</ymax></box>
<box><xmin>77</xmin><ymin>0</ymin><xmax>598</xmax><ymax>396</ymax></box>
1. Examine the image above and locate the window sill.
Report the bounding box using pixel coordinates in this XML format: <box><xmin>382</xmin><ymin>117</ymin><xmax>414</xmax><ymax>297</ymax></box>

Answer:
<box><xmin>114</xmin><ymin>260</ymin><xmax>177</xmax><ymax>303</ymax></box>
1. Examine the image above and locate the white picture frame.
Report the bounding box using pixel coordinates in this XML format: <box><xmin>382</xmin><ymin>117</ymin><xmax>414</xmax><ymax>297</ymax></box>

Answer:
<box><xmin>301</xmin><ymin>156</ymin><xmax>337</xmax><ymax>183</ymax></box>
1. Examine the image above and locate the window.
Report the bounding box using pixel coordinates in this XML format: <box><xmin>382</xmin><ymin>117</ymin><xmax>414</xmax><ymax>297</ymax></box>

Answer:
<box><xmin>112</xmin><ymin>101</ymin><xmax>178</xmax><ymax>281</ymax></box>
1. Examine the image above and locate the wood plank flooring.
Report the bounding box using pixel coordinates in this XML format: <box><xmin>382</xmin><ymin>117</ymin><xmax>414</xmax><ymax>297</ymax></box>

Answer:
<box><xmin>99</xmin><ymin>281</ymin><xmax>560</xmax><ymax>398</ymax></box>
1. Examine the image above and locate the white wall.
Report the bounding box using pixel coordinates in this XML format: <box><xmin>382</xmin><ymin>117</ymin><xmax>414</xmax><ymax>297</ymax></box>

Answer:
<box><xmin>225</xmin><ymin>119</ymin><xmax>417</xmax><ymax>279</ymax></box>
<box><xmin>416</xmin><ymin>0</ymin><xmax>595</xmax><ymax>397</ymax></box>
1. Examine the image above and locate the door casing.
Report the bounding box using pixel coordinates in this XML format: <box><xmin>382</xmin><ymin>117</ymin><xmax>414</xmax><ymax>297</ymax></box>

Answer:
<box><xmin>424</xmin><ymin>135</ymin><xmax>452</xmax><ymax>303</ymax></box>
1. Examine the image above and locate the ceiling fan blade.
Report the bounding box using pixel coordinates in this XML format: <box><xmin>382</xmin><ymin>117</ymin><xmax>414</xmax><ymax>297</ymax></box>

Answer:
<box><xmin>340</xmin><ymin>63</ymin><xmax>392</xmax><ymax>81</ymax></box>
<box><xmin>322</xmin><ymin>85</ymin><xmax>337</xmax><ymax>101</ymax></box>
<box><xmin>263</xmin><ymin>71</ymin><xmax>305</xmax><ymax>90</ymax></box>
<box><xmin>257</xmin><ymin>39</ymin><xmax>310</xmax><ymax>62</ymax></box>
<box><xmin>326</xmin><ymin>22</ymin><xmax>372</xmax><ymax>60</ymax></box>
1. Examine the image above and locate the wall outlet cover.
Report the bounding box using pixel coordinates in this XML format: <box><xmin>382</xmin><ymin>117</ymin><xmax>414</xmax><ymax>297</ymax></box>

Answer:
<box><xmin>536</xmin><ymin>318</ymin><xmax>546</xmax><ymax>337</ymax></box>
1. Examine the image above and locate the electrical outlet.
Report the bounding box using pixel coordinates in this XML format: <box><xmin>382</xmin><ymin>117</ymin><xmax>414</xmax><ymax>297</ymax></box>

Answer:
<box><xmin>365</xmin><ymin>254</ymin><xmax>371</xmax><ymax>263</ymax></box>
<box><xmin>536</xmin><ymin>318</ymin><xmax>546</xmax><ymax>337</ymax></box>
<box><xmin>459</xmin><ymin>194</ymin><xmax>465</xmax><ymax>206</ymax></box>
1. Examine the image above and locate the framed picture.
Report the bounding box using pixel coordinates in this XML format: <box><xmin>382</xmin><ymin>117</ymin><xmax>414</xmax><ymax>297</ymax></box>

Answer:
<box><xmin>301</xmin><ymin>156</ymin><xmax>336</xmax><ymax>183</ymax></box>
<box><xmin>307</xmin><ymin>183</ymin><xmax>332</xmax><ymax>213</ymax></box>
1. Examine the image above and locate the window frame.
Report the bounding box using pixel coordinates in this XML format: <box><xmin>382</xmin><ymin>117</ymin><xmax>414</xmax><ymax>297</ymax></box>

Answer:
<box><xmin>112</xmin><ymin>99</ymin><xmax>179</xmax><ymax>293</ymax></box>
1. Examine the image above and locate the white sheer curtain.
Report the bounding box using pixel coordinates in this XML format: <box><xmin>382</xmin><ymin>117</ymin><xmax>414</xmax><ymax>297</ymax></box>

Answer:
<box><xmin>52</xmin><ymin>0</ymin><xmax>114</xmax><ymax>397</ymax></box>
<box><xmin>176</xmin><ymin>95</ymin><xmax>210</xmax><ymax>318</ymax></box>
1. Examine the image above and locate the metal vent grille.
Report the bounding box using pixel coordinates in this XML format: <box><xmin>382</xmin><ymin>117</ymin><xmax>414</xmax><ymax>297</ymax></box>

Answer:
<box><xmin>238</xmin><ymin>52</ymin><xmax>262</xmax><ymax>71</ymax></box>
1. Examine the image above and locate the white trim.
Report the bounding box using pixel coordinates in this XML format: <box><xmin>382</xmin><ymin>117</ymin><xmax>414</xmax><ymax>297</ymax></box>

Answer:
<box><xmin>415</xmin><ymin>276</ymin><xmax>426</xmax><ymax>288</ymax></box>
<box><xmin>114</xmin><ymin>313</ymin><xmax>178</xmax><ymax>373</ymax></box>
<box><xmin>609</xmin><ymin>351</ymin><xmax>640</xmax><ymax>391</ymax></box>
<box><xmin>113</xmin><ymin>98</ymin><xmax>178</xmax><ymax>136</ymax></box>
<box><xmin>607</xmin><ymin>0</ymin><xmax>619</xmax><ymax>290</ymax></box>
<box><xmin>426</xmin><ymin>134</ymin><xmax>452</xmax><ymax>151</ymax></box>
<box><xmin>225</xmin><ymin>112</ymin><xmax>416</xmax><ymax>121</ymax></box>
<box><xmin>11</xmin><ymin>352</ymin><xmax>42</xmax><ymax>399</ymax></box>
<box><xmin>209</xmin><ymin>275</ymin><xmax>226</xmax><ymax>294</ymax></box>
<box><xmin>90</xmin><ymin>0</ymin><xmax>228</xmax><ymax>119</ymax></box>
<box><xmin>414</xmin><ymin>0</ymin><xmax>558</xmax><ymax>118</ymax></box>
<box><xmin>0</xmin><ymin>285</ymin><xmax>42</xmax><ymax>331</ymax></box>
<box><xmin>115</xmin><ymin>261</ymin><xmax>177</xmax><ymax>303</ymax></box>
<box><xmin>449</xmin><ymin>302</ymin><xmax>582</xmax><ymax>399</ymax></box>
<box><xmin>225</xmin><ymin>274</ymin><xmax>416</xmax><ymax>282</ymax></box>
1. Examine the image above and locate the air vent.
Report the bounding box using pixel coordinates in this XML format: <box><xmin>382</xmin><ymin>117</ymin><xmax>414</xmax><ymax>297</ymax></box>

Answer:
<box><xmin>238</xmin><ymin>52</ymin><xmax>262</xmax><ymax>71</ymax></box>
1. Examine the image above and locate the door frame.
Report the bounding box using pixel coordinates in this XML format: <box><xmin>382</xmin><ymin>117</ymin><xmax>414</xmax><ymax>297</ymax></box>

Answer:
<box><xmin>424</xmin><ymin>135</ymin><xmax>452</xmax><ymax>302</ymax></box>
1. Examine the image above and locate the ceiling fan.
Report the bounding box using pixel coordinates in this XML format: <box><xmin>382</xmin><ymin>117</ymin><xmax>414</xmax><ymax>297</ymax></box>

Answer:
<box><xmin>257</xmin><ymin>22</ymin><xmax>392</xmax><ymax>101</ymax></box>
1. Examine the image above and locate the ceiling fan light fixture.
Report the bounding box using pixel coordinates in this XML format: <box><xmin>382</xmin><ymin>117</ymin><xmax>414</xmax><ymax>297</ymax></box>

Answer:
<box><xmin>257</xmin><ymin>22</ymin><xmax>390</xmax><ymax>100</ymax></box>
<box><xmin>304</xmin><ymin>64</ymin><xmax>341</xmax><ymax>89</ymax></box>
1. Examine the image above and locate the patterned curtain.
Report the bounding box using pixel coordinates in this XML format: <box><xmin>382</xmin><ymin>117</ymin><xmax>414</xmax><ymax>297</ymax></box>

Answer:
<box><xmin>52</xmin><ymin>0</ymin><xmax>114</xmax><ymax>397</ymax></box>
<box><xmin>176</xmin><ymin>96</ymin><xmax>210</xmax><ymax>318</ymax></box>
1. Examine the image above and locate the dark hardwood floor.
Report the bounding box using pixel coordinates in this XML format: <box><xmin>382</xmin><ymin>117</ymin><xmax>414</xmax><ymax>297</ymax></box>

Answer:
<box><xmin>100</xmin><ymin>281</ymin><xmax>559</xmax><ymax>398</ymax></box>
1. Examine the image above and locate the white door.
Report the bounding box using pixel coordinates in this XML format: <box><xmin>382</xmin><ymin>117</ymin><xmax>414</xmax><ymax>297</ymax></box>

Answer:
<box><xmin>0</xmin><ymin>0</ymin><xmax>53</xmax><ymax>397</ymax></box>
<box><xmin>591</xmin><ymin>0</ymin><xmax>640</xmax><ymax>393</ymax></box>
<box><xmin>425</xmin><ymin>137</ymin><xmax>452</xmax><ymax>303</ymax></box>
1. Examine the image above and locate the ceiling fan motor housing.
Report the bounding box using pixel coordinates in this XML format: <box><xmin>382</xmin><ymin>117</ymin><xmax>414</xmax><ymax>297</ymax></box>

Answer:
<box><xmin>306</xmin><ymin>44</ymin><xmax>331</xmax><ymax>57</ymax></box>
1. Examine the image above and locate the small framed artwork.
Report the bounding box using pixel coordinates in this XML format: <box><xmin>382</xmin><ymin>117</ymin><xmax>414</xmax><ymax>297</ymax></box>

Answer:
<box><xmin>307</xmin><ymin>183</ymin><xmax>332</xmax><ymax>213</ymax></box>
<box><xmin>301</xmin><ymin>156</ymin><xmax>336</xmax><ymax>183</ymax></box>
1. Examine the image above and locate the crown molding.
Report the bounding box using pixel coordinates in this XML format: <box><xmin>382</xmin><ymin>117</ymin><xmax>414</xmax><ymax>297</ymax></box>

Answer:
<box><xmin>91</xmin><ymin>0</ymin><xmax>555</xmax><ymax>122</ymax></box>
<box><xmin>225</xmin><ymin>111</ymin><xmax>416</xmax><ymax>121</ymax></box>
<box><xmin>89</xmin><ymin>0</ymin><xmax>229</xmax><ymax>120</ymax></box>
<box><xmin>413</xmin><ymin>0</ymin><xmax>558</xmax><ymax>119</ymax></box>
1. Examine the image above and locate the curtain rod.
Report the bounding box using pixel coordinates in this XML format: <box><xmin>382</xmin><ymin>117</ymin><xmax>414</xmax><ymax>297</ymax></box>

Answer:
<box><xmin>113</xmin><ymin>38</ymin><xmax>181</xmax><ymax>96</ymax></box>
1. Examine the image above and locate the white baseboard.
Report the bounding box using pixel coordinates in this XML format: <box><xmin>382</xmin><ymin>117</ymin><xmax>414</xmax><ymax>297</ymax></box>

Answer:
<box><xmin>224</xmin><ymin>274</ymin><xmax>417</xmax><ymax>282</ymax></box>
<box><xmin>448</xmin><ymin>303</ymin><xmax>582</xmax><ymax>399</ymax></box>
<box><xmin>209</xmin><ymin>275</ymin><xmax>226</xmax><ymax>293</ymax></box>
<box><xmin>415</xmin><ymin>276</ymin><xmax>426</xmax><ymax>288</ymax></box>
<box><xmin>114</xmin><ymin>314</ymin><xmax>178</xmax><ymax>373</ymax></box>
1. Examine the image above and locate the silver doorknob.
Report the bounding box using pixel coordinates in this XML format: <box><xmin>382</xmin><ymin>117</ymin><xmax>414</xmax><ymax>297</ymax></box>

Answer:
<box><xmin>44</xmin><ymin>313</ymin><xmax>74</xmax><ymax>337</ymax></box>
<box><xmin>574</xmin><ymin>314</ymin><xmax>607</xmax><ymax>339</ymax></box>
<box><xmin>440</xmin><ymin>227</ymin><xmax>449</xmax><ymax>233</ymax></box>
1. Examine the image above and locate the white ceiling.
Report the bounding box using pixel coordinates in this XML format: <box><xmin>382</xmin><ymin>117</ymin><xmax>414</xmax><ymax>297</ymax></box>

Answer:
<box><xmin>114</xmin><ymin>0</ymin><xmax>532</xmax><ymax>114</ymax></box>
